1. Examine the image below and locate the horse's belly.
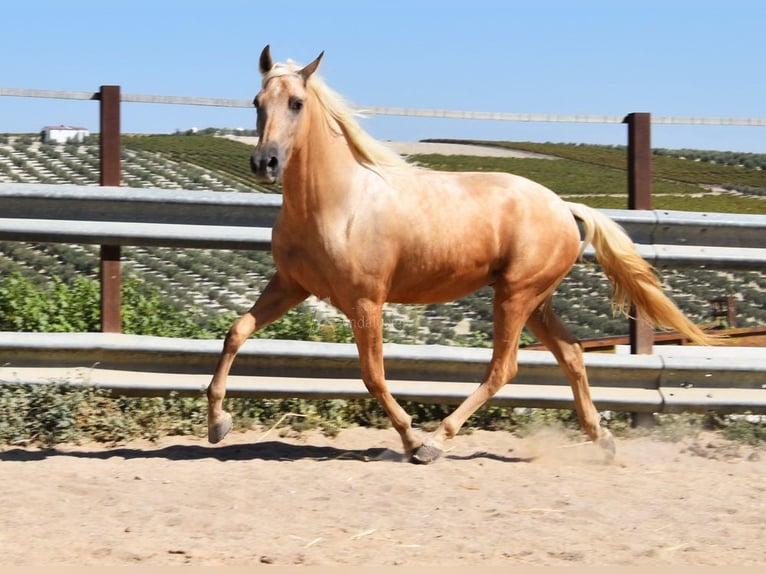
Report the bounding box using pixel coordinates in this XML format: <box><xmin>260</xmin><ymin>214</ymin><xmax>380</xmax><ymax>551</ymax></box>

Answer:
<box><xmin>387</xmin><ymin>265</ymin><xmax>493</xmax><ymax>304</ymax></box>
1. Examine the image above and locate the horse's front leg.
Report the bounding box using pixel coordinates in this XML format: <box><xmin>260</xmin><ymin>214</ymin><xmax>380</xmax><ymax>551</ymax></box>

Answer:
<box><xmin>207</xmin><ymin>271</ymin><xmax>308</xmax><ymax>443</ymax></box>
<box><xmin>411</xmin><ymin>342</ymin><xmax>520</xmax><ymax>464</ymax></box>
<box><xmin>412</xmin><ymin>287</ymin><xmax>535</xmax><ymax>464</ymax></box>
<box><xmin>347</xmin><ymin>298</ymin><xmax>422</xmax><ymax>458</ymax></box>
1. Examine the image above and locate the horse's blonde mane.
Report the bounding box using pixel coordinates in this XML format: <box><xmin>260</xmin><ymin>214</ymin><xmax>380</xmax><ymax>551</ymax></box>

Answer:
<box><xmin>263</xmin><ymin>61</ymin><xmax>412</xmax><ymax>173</ymax></box>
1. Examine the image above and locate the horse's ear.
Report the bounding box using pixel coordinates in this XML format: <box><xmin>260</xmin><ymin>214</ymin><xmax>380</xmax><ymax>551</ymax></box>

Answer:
<box><xmin>259</xmin><ymin>45</ymin><xmax>273</xmax><ymax>75</ymax></box>
<box><xmin>299</xmin><ymin>51</ymin><xmax>324</xmax><ymax>81</ymax></box>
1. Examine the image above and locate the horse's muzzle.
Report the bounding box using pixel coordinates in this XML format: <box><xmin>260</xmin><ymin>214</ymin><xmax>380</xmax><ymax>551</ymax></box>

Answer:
<box><xmin>251</xmin><ymin>143</ymin><xmax>285</xmax><ymax>184</ymax></box>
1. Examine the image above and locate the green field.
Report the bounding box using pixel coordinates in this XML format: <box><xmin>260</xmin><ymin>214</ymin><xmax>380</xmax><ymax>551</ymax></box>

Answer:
<box><xmin>3</xmin><ymin>131</ymin><xmax>763</xmax><ymax>211</ymax></box>
<box><xmin>419</xmin><ymin>138</ymin><xmax>766</xmax><ymax>213</ymax></box>
<box><xmin>120</xmin><ymin>135</ymin><xmax>766</xmax><ymax>212</ymax></box>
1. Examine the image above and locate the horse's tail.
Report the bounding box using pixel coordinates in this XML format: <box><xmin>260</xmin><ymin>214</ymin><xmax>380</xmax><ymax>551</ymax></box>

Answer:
<box><xmin>567</xmin><ymin>202</ymin><xmax>717</xmax><ymax>346</ymax></box>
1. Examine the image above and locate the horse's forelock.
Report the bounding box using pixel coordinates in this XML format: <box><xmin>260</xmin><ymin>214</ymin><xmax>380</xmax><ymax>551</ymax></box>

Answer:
<box><xmin>260</xmin><ymin>60</ymin><xmax>303</xmax><ymax>88</ymax></box>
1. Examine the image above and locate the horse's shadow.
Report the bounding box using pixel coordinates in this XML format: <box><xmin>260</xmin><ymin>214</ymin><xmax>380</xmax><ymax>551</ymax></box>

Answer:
<box><xmin>0</xmin><ymin>440</ymin><xmax>532</xmax><ymax>464</ymax></box>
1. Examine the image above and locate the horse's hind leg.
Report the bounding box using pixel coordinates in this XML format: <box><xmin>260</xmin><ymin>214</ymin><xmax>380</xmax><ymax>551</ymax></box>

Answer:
<box><xmin>207</xmin><ymin>271</ymin><xmax>308</xmax><ymax>443</ymax></box>
<box><xmin>525</xmin><ymin>298</ymin><xmax>615</xmax><ymax>459</ymax></box>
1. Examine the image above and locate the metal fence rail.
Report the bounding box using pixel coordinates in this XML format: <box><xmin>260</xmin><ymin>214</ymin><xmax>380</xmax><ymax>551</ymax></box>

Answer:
<box><xmin>1</xmin><ymin>332</ymin><xmax>764</xmax><ymax>413</ymax></box>
<box><xmin>3</xmin><ymin>86</ymin><xmax>766</xmax><ymax>126</ymax></box>
<box><xmin>2</xmin><ymin>183</ymin><xmax>766</xmax><ymax>267</ymax></box>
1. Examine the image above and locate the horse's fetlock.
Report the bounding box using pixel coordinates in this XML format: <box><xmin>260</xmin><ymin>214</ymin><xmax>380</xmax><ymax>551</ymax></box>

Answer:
<box><xmin>206</xmin><ymin>383</ymin><xmax>226</xmax><ymax>405</ymax></box>
<box><xmin>441</xmin><ymin>419</ymin><xmax>459</xmax><ymax>440</ymax></box>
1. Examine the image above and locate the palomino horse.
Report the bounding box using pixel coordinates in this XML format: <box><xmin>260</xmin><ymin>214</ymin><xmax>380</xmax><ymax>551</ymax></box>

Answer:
<box><xmin>207</xmin><ymin>45</ymin><xmax>714</xmax><ymax>463</ymax></box>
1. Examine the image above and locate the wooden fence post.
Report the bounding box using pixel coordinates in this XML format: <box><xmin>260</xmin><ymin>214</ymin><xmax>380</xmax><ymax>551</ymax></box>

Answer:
<box><xmin>99</xmin><ymin>85</ymin><xmax>122</xmax><ymax>333</ymax></box>
<box><xmin>625</xmin><ymin>112</ymin><xmax>652</xmax><ymax>211</ymax></box>
<box><xmin>624</xmin><ymin>112</ymin><xmax>656</xmax><ymax>428</ymax></box>
<box><xmin>624</xmin><ymin>112</ymin><xmax>654</xmax><ymax>356</ymax></box>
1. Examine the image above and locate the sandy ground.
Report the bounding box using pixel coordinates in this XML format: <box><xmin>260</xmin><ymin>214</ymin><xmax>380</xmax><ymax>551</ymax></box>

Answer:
<box><xmin>1</xmin><ymin>426</ymin><xmax>764</xmax><ymax>567</ymax></box>
<box><xmin>384</xmin><ymin>141</ymin><xmax>557</xmax><ymax>159</ymax></box>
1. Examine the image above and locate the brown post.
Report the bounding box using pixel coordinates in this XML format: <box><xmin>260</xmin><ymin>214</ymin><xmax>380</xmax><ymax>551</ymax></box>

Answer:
<box><xmin>625</xmin><ymin>112</ymin><xmax>652</xmax><ymax>210</ymax></box>
<box><xmin>99</xmin><ymin>85</ymin><xmax>122</xmax><ymax>333</ymax></box>
<box><xmin>624</xmin><ymin>112</ymin><xmax>653</xmax><ymax>354</ymax></box>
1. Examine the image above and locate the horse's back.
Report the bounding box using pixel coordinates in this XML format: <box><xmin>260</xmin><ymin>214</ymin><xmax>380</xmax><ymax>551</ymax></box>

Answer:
<box><xmin>394</xmin><ymin>168</ymin><xmax>580</xmax><ymax>254</ymax></box>
<box><xmin>376</xmin><ymin>168</ymin><xmax>582</xmax><ymax>303</ymax></box>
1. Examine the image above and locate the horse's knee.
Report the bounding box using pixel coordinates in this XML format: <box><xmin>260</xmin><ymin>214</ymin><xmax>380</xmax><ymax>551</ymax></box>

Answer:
<box><xmin>224</xmin><ymin>315</ymin><xmax>255</xmax><ymax>352</ymax></box>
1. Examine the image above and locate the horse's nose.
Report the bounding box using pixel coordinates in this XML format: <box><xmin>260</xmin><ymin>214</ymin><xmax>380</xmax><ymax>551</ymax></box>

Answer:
<box><xmin>250</xmin><ymin>153</ymin><xmax>271</xmax><ymax>175</ymax></box>
<box><xmin>251</xmin><ymin>143</ymin><xmax>283</xmax><ymax>183</ymax></box>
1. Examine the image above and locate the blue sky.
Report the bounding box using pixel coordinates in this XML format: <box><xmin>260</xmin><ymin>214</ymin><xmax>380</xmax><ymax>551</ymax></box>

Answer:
<box><xmin>2</xmin><ymin>0</ymin><xmax>764</xmax><ymax>152</ymax></box>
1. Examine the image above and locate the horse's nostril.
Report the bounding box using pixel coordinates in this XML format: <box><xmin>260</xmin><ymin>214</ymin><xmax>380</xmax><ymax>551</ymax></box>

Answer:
<box><xmin>251</xmin><ymin>145</ymin><xmax>283</xmax><ymax>181</ymax></box>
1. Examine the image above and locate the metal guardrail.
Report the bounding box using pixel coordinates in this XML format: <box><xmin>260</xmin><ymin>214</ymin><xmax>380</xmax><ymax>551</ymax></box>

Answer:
<box><xmin>0</xmin><ymin>183</ymin><xmax>282</xmax><ymax>226</ymax></box>
<box><xmin>1</xmin><ymin>332</ymin><xmax>765</xmax><ymax>413</ymax></box>
<box><xmin>2</xmin><ymin>183</ymin><xmax>766</xmax><ymax>268</ymax></box>
<box><xmin>1</xmin><ymin>183</ymin><xmax>765</xmax><ymax>413</ymax></box>
<box><xmin>599</xmin><ymin>208</ymin><xmax>766</xmax><ymax>248</ymax></box>
<box><xmin>0</xmin><ymin>184</ymin><xmax>278</xmax><ymax>249</ymax></box>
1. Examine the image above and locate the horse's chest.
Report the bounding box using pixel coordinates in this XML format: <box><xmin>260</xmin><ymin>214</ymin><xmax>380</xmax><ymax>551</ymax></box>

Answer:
<box><xmin>272</xmin><ymin>228</ymin><xmax>348</xmax><ymax>288</ymax></box>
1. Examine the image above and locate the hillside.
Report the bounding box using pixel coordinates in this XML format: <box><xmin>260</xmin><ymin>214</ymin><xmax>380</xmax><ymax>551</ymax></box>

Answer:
<box><xmin>421</xmin><ymin>138</ymin><xmax>766</xmax><ymax>212</ymax></box>
<box><xmin>0</xmin><ymin>133</ymin><xmax>764</xmax><ymax>345</ymax></box>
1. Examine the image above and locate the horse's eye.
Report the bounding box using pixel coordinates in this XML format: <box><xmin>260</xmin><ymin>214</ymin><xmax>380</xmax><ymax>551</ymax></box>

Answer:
<box><xmin>289</xmin><ymin>97</ymin><xmax>304</xmax><ymax>112</ymax></box>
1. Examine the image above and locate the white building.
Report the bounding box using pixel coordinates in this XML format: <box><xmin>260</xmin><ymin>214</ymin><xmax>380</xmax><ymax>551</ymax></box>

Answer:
<box><xmin>41</xmin><ymin>125</ymin><xmax>90</xmax><ymax>144</ymax></box>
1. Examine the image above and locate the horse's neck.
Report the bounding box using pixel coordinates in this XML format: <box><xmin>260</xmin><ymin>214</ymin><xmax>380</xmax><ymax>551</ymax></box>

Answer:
<box><xmin>281</xmin><ymin>113</ymin><xmax>360</xmax><ymax>221</ymax></box>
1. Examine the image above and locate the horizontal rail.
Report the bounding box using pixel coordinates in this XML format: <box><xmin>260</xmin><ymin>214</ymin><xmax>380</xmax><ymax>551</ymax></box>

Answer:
<box><xmin>0</xmin><ymin>218</ymin><xmax>273</xmax><ymax>250</ymax></box>
<box><xmin>1</xmin><ymin>332</ymin><xmax>764</xmax><ymax>413</ymax></box>
<box><xmin>599</xmin><ymin>208</ymin><xmax>766</xmax><ymax>248</ymax></box>
<box><xmin>2</xmin><ymin>217</ymin><xmax>763</xmax><ymax>267</ymax></box>
<box><xmin>1</xmin><ymin>183</ymin><xmax>765</xmax><ymax>267</ymax></box>
<box><xmin>3</xmin><ymin>183</ymin><xmax>764</xmax><ymax>247</ymax></box>
<box><xmin>3</xmin><ymin>87</ymin><xmax>765</xmax><ymax>126</ymax></box>
<box><xmin>0</xmin><ymin>87</ymin><xmax>99</xmax><ymax>101</ymax></box>
<box><xmin>0</xmin><ymin>184</ymin><xmax>282</xmax><ymax>227</ymax></box>
<box><xmin>585</xmin><ymin>244</ymin><xmax>766</xmax><ymax>269</ymax></box>
<box><xmin>363</xmin><ymin>107</ymin><xmax>766</xmax><ymax>127</ymax></box>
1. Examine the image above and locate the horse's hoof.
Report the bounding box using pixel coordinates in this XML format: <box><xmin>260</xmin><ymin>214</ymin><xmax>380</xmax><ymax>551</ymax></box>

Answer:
<box><xmin>409</xmin><ymin>443</ymin><xmax>443</xmax><ymax>465</ymax></box>
<box><xmin>208</xmin><ymin>412</ymin><xmax>233</xmax><ymax>444</ymax></box>
<box><xmin>596</xmin><ymin>430</ymin><xmax>616</xmax><ymax>462</ymax></box>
